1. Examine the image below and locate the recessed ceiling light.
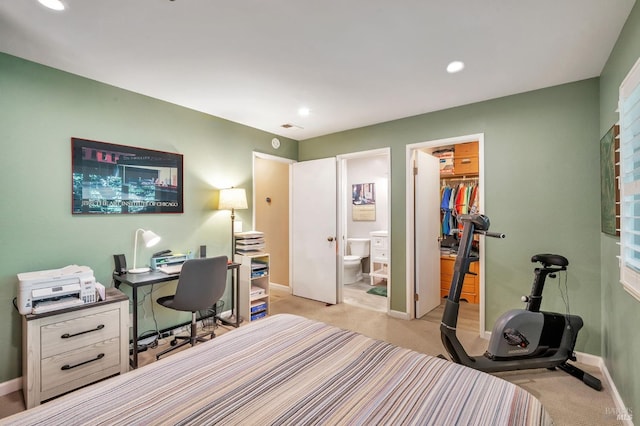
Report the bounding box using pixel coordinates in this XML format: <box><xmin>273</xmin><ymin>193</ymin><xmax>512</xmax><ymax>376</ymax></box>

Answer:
<box><xmin>298</xmin><ymin>107</ymin><xmax>310</xmax><ymax>117</ymax></box>
<box><xmin>446</xmin><ymin>61</ymin><xmax>465</xmax><ymax>74</ymax></box>
<box><xmin>38</xmin><ymin>0</ymin><xmax>65</xmax><ymax>11</ymax></box>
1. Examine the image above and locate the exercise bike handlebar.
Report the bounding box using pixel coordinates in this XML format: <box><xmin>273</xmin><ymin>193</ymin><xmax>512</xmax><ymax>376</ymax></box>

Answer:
<box><xmin>476</xmin><ymin>230</ymin><xmax>506</xmax><ymax>239</ymax></box>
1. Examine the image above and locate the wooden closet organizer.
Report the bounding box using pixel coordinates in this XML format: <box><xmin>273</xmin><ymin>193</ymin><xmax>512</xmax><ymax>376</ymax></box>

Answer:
<box><xmin>438</xmin><ymin>141</ymin><xmax>480</xmax><ymax>304</ymax></box>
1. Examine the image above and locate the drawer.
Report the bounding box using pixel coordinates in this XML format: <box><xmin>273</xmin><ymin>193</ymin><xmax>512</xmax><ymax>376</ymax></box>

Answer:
<box><xmin>460</xmin><ymin>291</ymin><xmax>479</xmax><ymax>304</ymax></box>
<box><xmin>461</xmin><ymin>280</ymin><xmax>477</xmax><ymax>294</ymax></box>
<box><xmin>41</xmin><ymin>308</ymin><xmax>121</xmax><ymax>358</ymax></box>
<box><xmin>440</xmin><ymin>257</ymin><xmax>478</xmax><ymax>289</ymax></box>
<box><xmin>440</xmin><ymin>257</ymin><xmax>478</xmax><ymax>273</ymax></box>
<box><xmin>454</xmin><ymin>155</ymin><xmax>479</xmax><ymax>175</ymax></box>
<box><xmin>40</xmin><ymin>337</ymin><xmax>121</xmax><ymax>397</ymax></box>
<box><xmin>371</xmin><ymin>248</ymin><xmax>388</xmax><ymax>261</ymax></box>
<box><xmin>371</xmin><ymin>236</ymin><xmax>388</xmax><ymax>249</ymax></box>
<box><xmin>454</xmin><ymin>141</ymin><xmax>478</xmax><ymax>157</ymax></box>
<box><xmin>441</xmin><ymin>274</ymin><xmax>476</xmax><ymax>290</ymax></box>
<box><xmin>440</xmin><ymin>277</ymin><xmax>477</xmax><ymax>293</ymax></box>
<box><xmin>441</xmin><ymin>289</ymin><xmax>478</xmax><ymax>304</ymax></box>
<box><xmin>453</xmin><ymin>141</ymin><xmax>479</xmax><ymax>175</ymax></box>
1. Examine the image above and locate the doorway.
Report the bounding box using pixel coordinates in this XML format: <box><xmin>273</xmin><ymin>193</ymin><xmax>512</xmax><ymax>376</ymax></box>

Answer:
<box><xmin>406</xmin><ymin>134</ymin><xmax>485</xmax><ymax>335</ymax></box>
<box><xmin>337</xmin><ymin>149</ymin><xmax>391</xmax><ymax>313</ymax></box>
<box><xmin>253</xmin><ymin>152</ymin><xmax>295</xmax><ymax>289</ymax></box>
<box><xmin>256</xmin><ymin>149</ymin><xmax>391</xmax><ymax>314</ymax></box>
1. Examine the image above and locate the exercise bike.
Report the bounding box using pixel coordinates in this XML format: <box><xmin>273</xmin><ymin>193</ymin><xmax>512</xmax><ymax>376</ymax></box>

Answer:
<box><xmin>440</xmin><ymin>214</ymin><xmax>602</xmax><ymax>391</ymax></box>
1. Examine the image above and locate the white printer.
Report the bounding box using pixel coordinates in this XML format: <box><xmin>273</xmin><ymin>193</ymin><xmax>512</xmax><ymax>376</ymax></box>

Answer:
<box><xmin>17</xmin><ymin>265</ymin><xmax>98</xmax><ymax>315</ymax></box>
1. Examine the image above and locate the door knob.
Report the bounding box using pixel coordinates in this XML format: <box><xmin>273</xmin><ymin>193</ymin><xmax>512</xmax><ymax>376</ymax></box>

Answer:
<box><xmin>327</xmin><ymin>237</ymin><xmax>334</xmax><ymax>242</ymax></box>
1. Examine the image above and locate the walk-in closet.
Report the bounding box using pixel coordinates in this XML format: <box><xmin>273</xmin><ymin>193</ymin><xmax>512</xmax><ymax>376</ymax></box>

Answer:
<box><xmin>433</xmin><ymin>141</ymin><xmax>480</xmax><ymax>305</ymax></box>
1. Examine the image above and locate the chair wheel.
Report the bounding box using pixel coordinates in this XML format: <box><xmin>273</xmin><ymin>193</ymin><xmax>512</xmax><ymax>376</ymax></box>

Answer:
<box><xmin>170</xmin><ymin>339</ymin><xmax>177</xmax><ymax>346</ymax></box>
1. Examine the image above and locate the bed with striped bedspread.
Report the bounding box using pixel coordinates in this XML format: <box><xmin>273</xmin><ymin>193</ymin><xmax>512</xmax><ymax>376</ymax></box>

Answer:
<box><xmin>3</xmin><ymin>314</ymin><xmax>552</xmax><ymax>425</ymax></box>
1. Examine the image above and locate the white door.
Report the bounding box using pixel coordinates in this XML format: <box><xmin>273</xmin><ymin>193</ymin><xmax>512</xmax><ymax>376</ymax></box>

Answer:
<box><xmin>415</xmin><ymin>150</ymin><xmax>441</xmax><ymax>317</ymax></box>
<box><xmin>291</xmin><ymin>158</ymin><xmax>337</xmax><ymax>304</ymax></box>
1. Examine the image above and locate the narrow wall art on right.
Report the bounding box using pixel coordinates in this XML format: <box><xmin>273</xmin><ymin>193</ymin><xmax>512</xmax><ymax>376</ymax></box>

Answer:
<box><xmin>600</xmin><ymin>124</ymin><xmax>620</xmax><ymax>236</ymax></box>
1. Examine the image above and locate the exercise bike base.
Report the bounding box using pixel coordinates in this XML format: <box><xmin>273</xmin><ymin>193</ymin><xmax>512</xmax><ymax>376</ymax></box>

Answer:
<box><xmin>556</xmin><ymin>362</ymin><xmax>602</xmax><ymax>391</ymax></box>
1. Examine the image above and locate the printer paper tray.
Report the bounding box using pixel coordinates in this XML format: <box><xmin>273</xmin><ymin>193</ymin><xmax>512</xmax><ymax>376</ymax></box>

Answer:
<box><xmin>32</xmin><ymin>298</ymin><xmax>84</xmax><ymax>314</ymax></box>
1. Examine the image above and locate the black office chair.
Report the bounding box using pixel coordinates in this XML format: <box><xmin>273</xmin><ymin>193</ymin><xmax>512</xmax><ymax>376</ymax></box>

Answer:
<box><xmin>155</xmin><ymin>256</ymin><xmax>228</xmax><ymax>360</ymax></box>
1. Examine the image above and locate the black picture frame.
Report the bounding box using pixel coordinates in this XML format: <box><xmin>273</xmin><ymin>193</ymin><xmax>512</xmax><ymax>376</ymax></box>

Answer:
<box><xmin>72</xmin><ymin>138</ymin><xmax>184</xmax><ymax>215</ymax></box>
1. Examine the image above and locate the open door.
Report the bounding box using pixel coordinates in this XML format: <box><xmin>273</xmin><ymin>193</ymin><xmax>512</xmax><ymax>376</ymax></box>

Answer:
<box><xmin>291</xmin><ymin>158</ymin><xmax>337</xmax><ymax>304</ymax></box>
<box><xmin>414</xmin><ymin>150</ymin><xmax>441</xmax><ymax>317</ymax></box>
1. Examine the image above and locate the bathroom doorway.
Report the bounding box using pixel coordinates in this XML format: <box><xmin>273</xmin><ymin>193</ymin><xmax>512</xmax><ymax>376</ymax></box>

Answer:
<box><xmin>260</xmin><ymin>148</ymin><xmax>390</xmax><ymax>313</ymax></box>
<box><xmin>337</xmin><ymin>148</ymin><xmax>391</xmax><ymax>313</ymax></box>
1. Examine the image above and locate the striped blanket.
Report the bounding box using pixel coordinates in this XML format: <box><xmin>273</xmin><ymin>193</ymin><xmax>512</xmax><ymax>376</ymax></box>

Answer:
<box><xmin>3</xmin><ymin>314</ymin><xmax>552</xmax><ymax>425</ymax></box>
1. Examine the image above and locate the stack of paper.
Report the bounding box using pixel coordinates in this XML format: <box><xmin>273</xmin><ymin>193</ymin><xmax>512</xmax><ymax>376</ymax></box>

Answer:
<box><xmin>250</xmin><ymin>285</ymin><xmax>266</xmax><ymax>298</ymax></box>
<box><xmin>235</xmin><ymin>231</ymin><xmax>265</xmax><ymax>254</ymax></box>
<box><xmin>250</xmin><ymin>260</ymin><xmax>269</xmax><ymax>278</ymax></box>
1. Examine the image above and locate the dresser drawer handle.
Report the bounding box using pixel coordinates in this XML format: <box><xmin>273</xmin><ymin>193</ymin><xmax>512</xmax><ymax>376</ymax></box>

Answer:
<box><xmin>61</xmin><ymin>353</ymin><xmax>105</xmax><ymax>371</ymax></box>
<box><xmin>461</xmin><ymin>158</ymin><xmax>472</xmax><ymax>164</ymax></box>
<box><xmin>61</xmin><ymin>324</ymin><xmax>105</xmax><ymax>339</ymax></box>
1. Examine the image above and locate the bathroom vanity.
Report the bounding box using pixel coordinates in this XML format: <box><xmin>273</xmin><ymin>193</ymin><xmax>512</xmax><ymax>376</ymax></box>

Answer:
<box><xmin>369</xmin><ymin>231</ymin><xmax>389</xmax><ymax>286</ymax></box>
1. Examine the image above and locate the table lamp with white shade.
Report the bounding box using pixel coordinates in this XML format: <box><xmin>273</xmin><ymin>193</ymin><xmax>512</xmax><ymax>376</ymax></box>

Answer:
<box><xmin>129</xmin><ymin>228</ymin><xmax>161</xmax><ymax>273</ymax></box>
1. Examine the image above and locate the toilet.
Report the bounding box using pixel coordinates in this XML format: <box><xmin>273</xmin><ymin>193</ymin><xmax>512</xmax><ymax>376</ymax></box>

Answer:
<box><xmin>344</xmin><ymin>238</ymin><xmax>370</xmax><ymax>284</ymax></box>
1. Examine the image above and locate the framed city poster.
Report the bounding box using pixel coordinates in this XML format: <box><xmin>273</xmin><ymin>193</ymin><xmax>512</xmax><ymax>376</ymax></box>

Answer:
<box><xmin>72</xmin><ymin>138</ymin><xmax>184</xmax><ymax>214</ymax></box>
<box><xmin>352</xmin><ymin>183</ymin><xmax>375</xmax><ymax>221</ymax></box>
<box><xmin>600</xmin><ymin>125</ymin><xmax>620</xmax><ymax>236</ymax></box>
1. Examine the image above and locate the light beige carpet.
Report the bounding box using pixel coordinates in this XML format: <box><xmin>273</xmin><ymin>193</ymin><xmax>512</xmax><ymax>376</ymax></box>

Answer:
<box><xmin>269</xmin><ymin>288</ymin><xmax>625</xmax><ymax>426</ymax></box>
<box><xmin>0</xmin><ymin>288</ymin><xmax>624</xmax><ymax>425</ymax></box>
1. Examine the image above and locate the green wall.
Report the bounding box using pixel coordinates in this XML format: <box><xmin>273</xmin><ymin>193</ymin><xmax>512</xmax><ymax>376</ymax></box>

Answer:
<box><xmin>300</xmin><ymin>79</ymin><xmax>602</xmax><ymax>356</ymax></box>
<box><xmin>299</xmin><ymin>2</ymin><xmax>640</xmax><ymax>412</ymax></box>
<box><xmin>0</xmin><ymin>53</ymin><xmax>296</xmax><ymax>383</ymax></box>
<box><xmin>2</xmin><ymin>3</ymin><xmax>639</xmax><ymax>412</ymax></box>
<box><xmin>599</xmin><ymin>1</ymin><xmax>640</xmax><ymax>416</ymax></box>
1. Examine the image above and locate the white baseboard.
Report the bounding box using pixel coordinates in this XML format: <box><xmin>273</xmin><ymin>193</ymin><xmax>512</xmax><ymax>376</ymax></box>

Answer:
<box><xmin>388</xmin><ymin>309</ymin><xmax>409</xmax><ymax>320</ymax></box>
<box><xmin>269</xmin><ymin>282</ymin><xmax>290</xmax><ymax>292</ymax></box>
<box><xmin>574</xmin><ymin>350</ymin><xmax>601</xmax><ymax>367</ymax></box>
<box><xmin>0</xmin><ymin>377</ymin><xmax>21</xmax><ymax>396</ymax></box>
<box><xmin>575</xmin><ymin>352</ymin><xmax>633</xmax><ymax>426</ymax></box>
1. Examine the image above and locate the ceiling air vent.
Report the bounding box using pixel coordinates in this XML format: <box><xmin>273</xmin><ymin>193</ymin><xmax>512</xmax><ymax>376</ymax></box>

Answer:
<box><xmin>281</xmin><ymin>123</ymin><xmax>304</xmax><ymax>129</ymax></box>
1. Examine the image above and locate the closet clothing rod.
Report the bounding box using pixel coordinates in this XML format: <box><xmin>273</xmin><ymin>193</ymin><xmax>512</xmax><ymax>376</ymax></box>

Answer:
<box><xmin>441</xmin><ymin>176</ymin><xmax>479</xmax><ymax>182</ymax></box>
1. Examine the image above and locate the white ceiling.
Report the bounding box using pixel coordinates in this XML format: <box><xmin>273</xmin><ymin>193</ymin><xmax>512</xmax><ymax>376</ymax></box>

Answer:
<box><xmin>0</xmin><ymin>0</ymin><xmax>635</xmax><ymax>140</ymax></box>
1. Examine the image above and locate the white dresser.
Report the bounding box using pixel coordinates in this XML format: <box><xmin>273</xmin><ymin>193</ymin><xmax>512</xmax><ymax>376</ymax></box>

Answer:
<box><xmin>22</xmin><ymin>287</ymin><xmax>129</xmax><ymax>408</ymax></box>
<box><xmin>369</xmin><ymin>231</ymin><xmax>389</xmax><ymax>286</ymax></box>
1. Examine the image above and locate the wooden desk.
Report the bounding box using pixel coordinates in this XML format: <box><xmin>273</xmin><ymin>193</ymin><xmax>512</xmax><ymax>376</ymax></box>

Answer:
<box><xmin>113</xmin><ymin>262</ymin><xmax>240</xmax><ymax>368</ymax></box>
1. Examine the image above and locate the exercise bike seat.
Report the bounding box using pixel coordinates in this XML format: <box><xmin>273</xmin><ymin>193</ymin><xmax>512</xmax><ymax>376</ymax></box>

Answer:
<box><xmin>531</xmin><ymin>253</ymin><xmax>568</xmax><ymax>267</ymax></box>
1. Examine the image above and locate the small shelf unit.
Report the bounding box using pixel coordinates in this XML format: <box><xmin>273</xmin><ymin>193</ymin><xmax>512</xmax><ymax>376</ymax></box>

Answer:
<box><xmin>369</xmin><ymin>231</ymin><xmax>389</xmax><ymax>286</ymax></box>
<box><xmin>234</xmin><ymin>253</ymin><xmax>270</xmax><ymax>322</ymax></box>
